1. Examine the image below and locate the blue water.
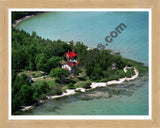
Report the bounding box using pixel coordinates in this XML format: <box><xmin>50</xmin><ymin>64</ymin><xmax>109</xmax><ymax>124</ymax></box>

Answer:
<box><xmin>23</xmin><ymin>78</ymin><xmax>148</xmax><ymax>115</ymax></box>
<box><xmin>17</xmin><ymin>11</ymin><xmax>149</xmax><ymax>65</ymax></box>
<box><xmin>16</xmin><ymin>11</ymin><xmax>149</xmax><ymax>115</ymax></box>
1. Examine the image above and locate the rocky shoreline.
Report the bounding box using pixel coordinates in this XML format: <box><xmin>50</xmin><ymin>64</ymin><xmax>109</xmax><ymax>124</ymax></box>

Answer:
<box><xmin>19</xmin><ymin>67</ymin><xmax>139</xmax><ymax>112</ymax></box>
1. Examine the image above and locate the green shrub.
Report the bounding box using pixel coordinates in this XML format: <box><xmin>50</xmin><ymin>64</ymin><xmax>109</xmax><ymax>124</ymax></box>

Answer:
<box><xmin>77</xmin><ymin>76</ymin><xmax>86</xmax><ymax>81</ymax></box>
<box><xmin>125</xmin><ymin>68</ymin><xmax>135</xmax><ymax>78</ymax></box>
<box><xmin>72</xmin><ymin>65</ymin><xmax>82</xmax><ymax>76</ymax></box>
<box><xmin>75</xmin><ymin>89</ymin><xmax>82</xmax><ymax>93</ymax></box>
<box><xmin>67</xmin><ymin>82</ymin><xmax>75</xmax><ymax>89</ymax></box>
<box><xmin>116</xmin><ymin>69</ymin><xmax>126</xmax><ymax>78</ymax></box>
<box><xmin>50</xmin><ymin>68</ymin><xmax>68</xmax><ymax>77</ymax></box>
<box><xmin>31</xmin><ymin>73</ymin><xmax>36</xmax><ymax>77</ymax></box>
<box><xmin>56</xmin><ymin>89</ymin><xmax>63</xmax><ymax>95</ymax></box>
<box><xmin>83</xmin><ymin>82</ymin><xmax>91</xmax><ymax>89</ymax></box>
<box><xmin>49</xmin><ymin>84</ymin><xmax>63</xmax><ymax>95</ymax></box>
<box><xmin>39</xmin><ymin>94</ymin><xmax>47</xmax><ymax>100</ymax></box>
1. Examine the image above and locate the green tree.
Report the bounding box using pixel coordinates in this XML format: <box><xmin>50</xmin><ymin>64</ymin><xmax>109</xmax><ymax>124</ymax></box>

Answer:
<box><xmin>92</xmin><ymin>64</ymin><xmax>103</xmax><ymax>80</ymax></box>
<box><xmin>86</xmin><ymin>63</ymin><xmax>94</xmax><ymax>77</ymax></box>
<box><xmin>45</xmin><ymin>56</ymin><xmax>61</xmax><ymax>73</ymax></box>
<box><xmin>67</xmin><ymin>82</ymin><xmax>75</xmax><ymax>89</ymax></box>
<box><xmin>50</xmin><ymin>68</ymin><xmax>69</xmax><ymax>79</ymax></box>
<box><xmin>20</xmin><ymin>84</ymin><xmax>34</xmax><ymax>105</ymax></box>
<box><xmin>35</xmin><ymin>53</ymin><xmax>48</xmax><ymax>72</ymax></box>
<box><xmin>75</xmin><ymin>42</ymin><xmax>87</xmax><ymax>54</ymax></box>
<box><xmin>31</xmin><ymin>31</ymin><xmax>37</xmax><ymax>38</ymax></box>
<box><xmin>12</xmin><ymin>93</ymin><xmax>22</xmax><ymax>113</ymax></box>
<box><xmin>12</xmin><ymin>69</ymin><xmax>17</xmax><ymax>84</ymax></box>
<box><xmin>39</xmin><ymin>82</ymin><xmax>50</xmax><ymax>93</ymax></box>
<box><xmin>29</xmin><ymin>62</ymin><xmax>34</xmax><ymax>70</ymax></box>
<box><xmin>72</xmin><ymin>65</ymin><xmax>81</xmax><ymax>76</ymax></box>
<box><xmin>125</xmin><ymin>68</ymin><xmax>135</xmax><ymax>78</ymax></box>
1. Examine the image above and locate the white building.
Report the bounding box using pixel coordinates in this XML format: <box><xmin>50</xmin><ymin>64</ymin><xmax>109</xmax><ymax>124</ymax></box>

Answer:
<box><xmin>62</xmin><ymin>64</ymin><xmax>72</xmax><ymax>72</ymax></box>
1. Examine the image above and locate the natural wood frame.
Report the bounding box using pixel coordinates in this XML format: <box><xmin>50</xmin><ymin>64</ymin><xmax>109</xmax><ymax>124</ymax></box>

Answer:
<box><xmin>0</xmin><ymin>0</ymin><xmax>160</xmax><ymax>128</ymax></box>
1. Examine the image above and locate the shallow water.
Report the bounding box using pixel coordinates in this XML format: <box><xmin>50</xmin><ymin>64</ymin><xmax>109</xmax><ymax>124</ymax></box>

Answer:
<box><xmin>16</xmin><ymin>11</ymin><xmax>149</xmax><ymax>115</ymax></box>
<box><xmin>22</xmin><ymin>76</ymin><xmax>148</xmax><ymax>115</ymax></box>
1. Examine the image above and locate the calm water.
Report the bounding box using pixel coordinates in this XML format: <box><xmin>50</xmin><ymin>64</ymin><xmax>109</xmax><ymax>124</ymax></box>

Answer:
<box><xmin>17</xmin><ymin>11</ymin><xmax>149</xmax><ymax>65</ymax></box>
<box><xmin>23</xmin><ymin>77</ymin><xmax>148</xmax><ymax>115</ymax></box>
<box><xmin>16</xmin><ymin>11</ymin><xmax>149</xmax><ymax>115</ymax></box>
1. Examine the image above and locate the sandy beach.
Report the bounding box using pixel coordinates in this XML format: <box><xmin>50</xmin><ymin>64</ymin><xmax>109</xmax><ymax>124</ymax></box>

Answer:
<box><xmin>20</xmin><ymin>67</ymin><xmax>138</xmax><ymax>112</ymax></box>
<box><xmin>47</xmin><ymin>67</ymin><xmax>138</xmax><ymax>99</ymax></box>
<box><xmin>13</xmin><ymin>12</ymin><xmax>45</xmax><ymax>27</ymax></box>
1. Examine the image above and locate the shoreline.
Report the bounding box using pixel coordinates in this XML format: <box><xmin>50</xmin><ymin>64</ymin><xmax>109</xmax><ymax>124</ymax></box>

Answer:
<box><xmin>19</xmin><ymin>67</ymin><xmax>139</xmax><ymax>112</ymax></box>
<box><xmin>13</xmin><ymin>12</ymin><xmax>45</xmax><ymax>28</ymax></box>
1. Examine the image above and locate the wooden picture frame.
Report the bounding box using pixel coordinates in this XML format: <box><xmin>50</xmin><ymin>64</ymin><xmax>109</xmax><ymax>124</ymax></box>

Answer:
<box><xmin>0</xmin><ymin>0</ymin><xmax>159</xmax><ymax>128</ymax></box>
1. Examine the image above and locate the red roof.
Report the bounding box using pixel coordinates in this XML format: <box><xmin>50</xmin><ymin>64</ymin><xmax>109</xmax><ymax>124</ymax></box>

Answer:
<box><xmin>63</xmin><ymin>68</ymin><xmax>69</xmax><ymax>71</ymax></box>
<box><xmin>67</xmin><ymin>52</ymin><xmax>77</xmax><ymax>58</ymax></box>
<box><xmin>66</xmin><ymin>62</ymin><xmax>78</xmax><ymax>67</ymax></box>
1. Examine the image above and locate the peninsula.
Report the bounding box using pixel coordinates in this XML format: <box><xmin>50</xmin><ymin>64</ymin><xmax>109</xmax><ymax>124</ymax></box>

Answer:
<box><xmin>11</xmin><ymin>12</ymin><xmax>148</xmax><ymax>114</ymax></box>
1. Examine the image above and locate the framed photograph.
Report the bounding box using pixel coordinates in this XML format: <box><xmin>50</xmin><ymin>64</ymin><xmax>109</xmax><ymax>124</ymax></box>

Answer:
<box><xmin>0</xmin><ymin>0</ymin><xmax>160</xmax><ymax>128</ymax></box>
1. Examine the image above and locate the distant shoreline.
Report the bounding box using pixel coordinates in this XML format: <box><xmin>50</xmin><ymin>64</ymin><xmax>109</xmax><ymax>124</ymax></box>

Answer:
<box><xmin>13</xmin><ymin>12</ymin><xmax>46</xmax><ymax>27</ymax></box>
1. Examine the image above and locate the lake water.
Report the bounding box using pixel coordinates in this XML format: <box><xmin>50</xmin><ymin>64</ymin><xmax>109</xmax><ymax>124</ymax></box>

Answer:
<box><xmin>16</xmin><ymin>11</ymin><xmax>149</xmax><ymax>115</ymax></box>
<box><xmin>23</xmin><ymin>77</ymin><xmax>148</xmax><ymax>115</ymax></box>
<box><xmin>17</xmin><ymin>11</ymin><xmax>149</xmax><ymax>65</ymax></box>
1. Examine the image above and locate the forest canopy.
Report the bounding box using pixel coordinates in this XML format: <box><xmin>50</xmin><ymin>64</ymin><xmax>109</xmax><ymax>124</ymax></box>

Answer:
<box><xmin>12</xmin><ymin>12</ymin><xmax>43</xmax><ymax>23</ymax></box>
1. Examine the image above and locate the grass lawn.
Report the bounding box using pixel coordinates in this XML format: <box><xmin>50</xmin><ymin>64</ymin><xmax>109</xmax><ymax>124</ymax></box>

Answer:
<box><xmin>32</xmin><ymin>79</ymin><xmax>56</xmax><ymax>87</ymax></box>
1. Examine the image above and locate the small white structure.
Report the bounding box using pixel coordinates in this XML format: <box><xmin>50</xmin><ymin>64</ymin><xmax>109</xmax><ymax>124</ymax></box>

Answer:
<box><xmin>62</xmin><ymin>64</ymin><xmax>72</xmax><ymax>72</ymax></box>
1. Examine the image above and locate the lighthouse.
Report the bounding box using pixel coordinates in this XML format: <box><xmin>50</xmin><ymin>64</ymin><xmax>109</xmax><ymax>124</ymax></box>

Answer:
<box><xmin>112</xmin><ymin>63</ymin><xmax>116</xmax><ymax>70</ymax></box>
